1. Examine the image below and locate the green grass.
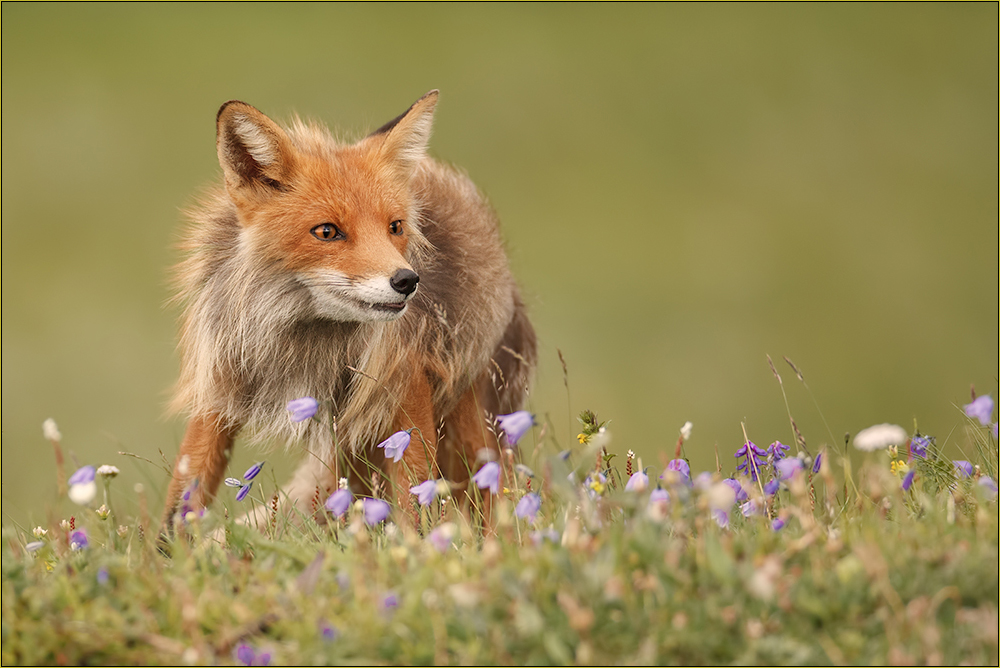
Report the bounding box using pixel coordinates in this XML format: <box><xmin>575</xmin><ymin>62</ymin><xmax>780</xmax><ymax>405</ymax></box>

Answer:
<box><xmin>3</xmin><ymin>411</ymin><xmax>998</xmax><ymax>666</ymax></box>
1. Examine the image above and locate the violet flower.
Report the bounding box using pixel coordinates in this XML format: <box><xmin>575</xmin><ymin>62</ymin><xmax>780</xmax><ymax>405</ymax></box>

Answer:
<box><xmin>363</xmin><ymin>498</ymin><xmax>390</xmax><ymax>525</ymax></box>
<box><xmin>812</xmin><ymin>453</ymin><xmax>823</xmax><ymax>474</ymax></box>
<box><xmin>964</xmin><ymin>395</ymin><xmax>995</xmax><ymax>426</ymax></box>
<box><xmin>909</xmin><ymin>436</ymin><xmax>930</xmax><ymax>459</ymax></box>
<box><xmin>497</xmin><ymin>411</ymin><xmax>535</xmax><ymax>446</ymax></box>
<box><xmin>901</xmin><ymin>469</ymin><xmax>915</xmax><ymax>491</ymax></box>
<box><xmin>515</xmin><ymin>493</ymin><xmax>542</xmax><ymax>522</ymax></box>
<box><xmin>735</xmin><ymin>441</ymin><xmax>768</xmax><ymax>481</ymax></box>
<box><xmin>409</xmin><ymin>480</ymin><xmax>437</xmax><ymax>507</ymax></box>
<box><xmin>771</xmin><ymin>517</ymin><xmax>786</xmax><ymax>532</ymax></box>
<box><xmin>472</xmin><ymin>461</ymin><xmax>501</xmax><ymax>495</ymax></box>
<box><xmin>243</xmin><ymin>461</ymin><xmax>265</xmax><ymax>481</ymax></box>
<box><xmin>236</xmin><ymin>482</ymin><xmax>253</xmax><ymax>502</ymax></box>
<box><xmin>325</xmin><ymin>488</ymin><xmax>352</xmax><ymax>517</ymax></box>
<box><xmin>69</xmin><ymin>529</ymin><xmax>88</xmax><ymax>550</ymax></box>
<box><xmin>665</xmin><ymin>458</ymin><xmax>691</xmax><ymax>484</ymax></box>
<box><xmin>764</xmin><ymin>478</ymin><xmax>780</xmax><ymax>496</ymax></box>
<box><xmin>625</xmin><ymin>471</ymin><xmax>649</xmax><ymax>492</ymax></box>
<box><xmin>428</xmin><ymin>523</ymin><xmax>456</xmax><ymax>553</ymax></box>
<box><xmin>722</xmin><ymin>478</ymin><xmax>748</xmax><ymax>502</ymax></box>
<box><xmin>978</xmin><ymin>476</ymin><xmax>998</xmax><ymax>500</ymax></box>
<box><xmin>953</xmin><ymin>460</ymin><xmax>974</xmax><ymax>478</ymax></box>
<box><xmin>287</xmin><ymin>396</ymin><xmax>319</xmax><ymax>422</ymax></box>
<box><xmin>768</xmin><ymin>441</ymin><xmax>790</xmax><ymax>462</ymax></box>
<box><xmin>377</xmin><ymin>430</ymin><xmax>411</xmax><ymax>463</ymax></box>
<box><xmin>775</xmin><ymin>457</ymin><xmax>804</xmax><ymax>481</ymax></box>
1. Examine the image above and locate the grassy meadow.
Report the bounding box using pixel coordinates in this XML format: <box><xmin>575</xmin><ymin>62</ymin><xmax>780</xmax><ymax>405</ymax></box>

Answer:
<box><xmin>3</xmin><ymin>401</ymin><xmax>998</xmax><ymax>665</ymax></box>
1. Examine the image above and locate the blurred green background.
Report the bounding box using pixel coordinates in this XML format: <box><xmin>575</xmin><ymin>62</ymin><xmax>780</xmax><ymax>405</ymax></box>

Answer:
<box><xmin>3</xmin><ymin>4</ymin><xmax>997</xmax><ymax>528</ymax></box>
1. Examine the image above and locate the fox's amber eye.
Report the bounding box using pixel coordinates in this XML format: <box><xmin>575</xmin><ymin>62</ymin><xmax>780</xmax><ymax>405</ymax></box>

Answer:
<box><xmin>311</xmin><ymin>223</ymin><xmax>344</xmax><ymax>241</ymax></box>
<box><xmin>389</xmin><ymin>220</ymin><xmax>403</xmax><ymax>236</ymax></box>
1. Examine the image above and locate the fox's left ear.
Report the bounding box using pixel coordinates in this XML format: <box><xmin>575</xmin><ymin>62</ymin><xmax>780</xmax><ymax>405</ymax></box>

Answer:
<box><xmin>369</xmin><ymin>90</ymin><xmax>438</xmax><ymax>173</ymax></box>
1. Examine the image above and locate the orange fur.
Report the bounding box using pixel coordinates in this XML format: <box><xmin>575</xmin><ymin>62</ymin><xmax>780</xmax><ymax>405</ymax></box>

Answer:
<box><xmin>161</xmin><ymin>91</ymin><xmax>536</xmax><ymax>535</ymax></box>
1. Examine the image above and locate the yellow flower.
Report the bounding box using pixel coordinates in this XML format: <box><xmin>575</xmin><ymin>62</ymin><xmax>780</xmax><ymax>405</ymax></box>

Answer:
<box><xmin>890</xmin><ymin>460</ymin><xmax>909</xmax><ymax>477</ymax></box>
<box><xmin>577</xmin><ymin>433</ymin><xmax>588</xmax><ymax>444</ymax></box>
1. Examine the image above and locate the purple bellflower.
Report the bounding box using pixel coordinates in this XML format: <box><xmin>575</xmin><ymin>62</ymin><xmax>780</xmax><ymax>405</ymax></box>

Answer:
<box><xmin>363</xmin><ymin>498</ymin><xmax>391</xmax><ymax>525</ymax></box>
<box><xmin>964</xmin><ymin>395</ymin><xmax>995</xmax><ymax>426</ymax></box>
<box><xmin>497</xmin><ymin>411</ymin><xmax>534</xmax><ymax>446</ymax></box>
<box><xmin>472</xmin><ymin>461</ymin><xmax>501</xmax><ymax>494</ymax></box>
<box><xmin>287</xmin><ymin>397</ymin><xmax>319</xmax><ymax>422</ymax></box>
<box><xmin>953</xmin><ymin>460</ymin><xmax>974</xmax><ymax>478</ymax></box>
<box><xmin>378</xmin><ymin>430</ymin><xmax>411</xmax><ymax>463</ymax></box>
<box><xmin>515</xmin><ymin>493</ymin><xmax>542</xmax><ymax>522</ymax></box>
<box><xmin>325</xmin><ymin>488</ymin><xmax>352</xmax><ymax>517</ymax></box>
<box><xmin>409</xmin><ymin>480</ymin><xmax>437</xmax><ymax>507</ymax></box>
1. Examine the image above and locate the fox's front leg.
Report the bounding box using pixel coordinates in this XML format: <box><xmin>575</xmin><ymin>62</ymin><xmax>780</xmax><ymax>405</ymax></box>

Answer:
<box><xmin>161</xmin><ymin>413</ymin><xmax>238</xmax><ymax>536</ymax></box>
<box><xmin>389</xmin><ymin>371</ymin><xmax>439</xmax><ymax>521</ymax></box>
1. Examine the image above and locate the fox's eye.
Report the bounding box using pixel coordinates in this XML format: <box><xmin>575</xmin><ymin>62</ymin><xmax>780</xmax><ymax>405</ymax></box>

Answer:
<box><xmin>389</xmin><ymin>220</ymin><xmax>403</xmax><ymax>236</ymax></box>
<box><xmin>311</xmin><ymin>223</ymin><xmax>344</xmax><ymax>241</ymax></box>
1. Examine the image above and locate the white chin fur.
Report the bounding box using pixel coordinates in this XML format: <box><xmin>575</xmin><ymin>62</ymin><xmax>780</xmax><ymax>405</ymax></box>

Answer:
<box><xmin>300</xmin><ymin>272</ymin><xmax>413</xmax><ymax>322</ymax></box>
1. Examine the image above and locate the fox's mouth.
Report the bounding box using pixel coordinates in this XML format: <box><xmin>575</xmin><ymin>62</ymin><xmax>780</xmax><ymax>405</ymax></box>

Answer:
<box><xmin>367</xmin><ymin>300</ymin><xmax>407</xmax><ymax>314</ymax></box>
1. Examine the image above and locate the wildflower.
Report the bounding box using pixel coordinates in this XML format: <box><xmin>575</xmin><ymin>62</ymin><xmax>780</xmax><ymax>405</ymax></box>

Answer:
<box><xmin>25</xmin><ymin>541</ymin><xmax>45</xmax><ymax>552</ymax></box>
<box><xmin>515</xmin><ymin>493</ymin><xmax>542</xmax><ymax>522</ymax></box>
<box><xmin>428</xmin><ymin>523</ymin><xmax>456</xmax><ymax>553</ymax></box>
<box><xmin>43</xmin><ymin>418</ymin><xmax>62</xmax><ymax>442</ymax></box>
<box><xmin>767</xmin><ymin>441</ymin><xmax>790</xmax><ymax>462</ymax></box>
<box><xmin>68</xmin><ymin>465</ymin><xmax>96</xmax><ymax>486</ymax></box>
<box><xmin>692</xmin><ymin>471</ymin><xmax>713</xmax><ymax>490</ymax></box>
<box><xmin>234</xmin><ymin>643</ymin><xmax>256</xmax><ymax>666</ymax></box>
<box><xmin>286</xmin><ymin>396</ymin><xmax>319</xmax><ymax>422</ymax></box>
<box><xmin>96</xmin><ymin>465</ymin><xmax>119</xmax><ymax>478</ymax></box>
<box><xmin>650</xmin><ymin>488</ymin><xmax>670</xmax><ymax>505</ymax></box>
<box><xmin>712</xmin><ymin>509</ymin><xmax>730</xmax><ymax>528</ymax></box>
<box><xmin>325</xmin><ymin>488</ymin><xmax>352</xmax><ymax>517</ymax></box>
<box><xmin>625</xmin><ymin>471</ymin><xmax>648</xmax><ymax>492</ymax></box>
<box><xmin>97</xmin><ymin>567</ymin><xmax>109</xmax><ymax>585</ymax></box>
<box><xmin>497</xmin><ymin>411</ymin><xmax>534</xmax><ymax>446</ymax></box>
<box><xmin>741</xmin><ymin>499</ymin><xmax>760</xmax><ymax>517</ymax></box>
<box><xmin>775</xmin><ymin>457</ymin><xmax>804</xmax><ymax>481</ymax></box>
<box><xmin>735</xmin><ymin>441</ymin><xmax>768</xmax><ymax>481</ymax></box>
<box><xmin>853</xmin><ymin>424</ymin><xmax>907</xmax><ymax>452</ymax></box>
<box><xmin>68</xmin><ymin>466</ymin><xmax>97</xmax><ymax>505</ymax></box>
<box><xmin>577</xmin><ymin>433</ymin><xmax>588</xmax><ymax>444</ymax></box>
<box><xmin>116</xmin><ymin>525</ymin><xmax>128</xmax><ymax>537</ymax></box>
<box><xmin>319</xmin><ymin>621</ymin><xmax>339</xmax><ymax>642</ymax></box>
<box><xmin>721</xmin><ymin>478</ymin><xmax>748</xmax><ymax>502</ymax></box>
<box><xmin>69</xmin><ymin>529</ymin><xmax>88</xmax><ymax>550</ymax></box>
<box><xmin>812</xmin><ymin>452</ymin><xmax>823</xmax><ymax>474</ymax></box>
<box><xmin>901</xmin><ymin>469</ymin><xmax>915</xmax><ymax>491</ymax></box>
<box><xmin>95</xmin><ymin>504</ymin><xmax>111</xmax><ymax>520</ymax></box>
<box><xmin>377</xmin><ymin>430</ymin><xmax>411</xmax><ymax>463</ymax></box>
<box><xmin>472</xmin><ymin>461</ymin><xmax>501</xmax><ymax>495</ymax></box>
<box><xmin>381</xmin><ymin>592</ymin><xmax>399</xmax><ymax>612</ymax></box>
<box><xmin>978</xmin><ymin>476</ymin><xmax>998</xmax><ymax>500</ymax></box>
<box><xmin>32</xmin><ymin>527</ymin><xmax>48</xmax><ymax>539</ymax></box>
<box><xmin>764</xmin><ymin>478</ymin><xmax>780</xmax><ymax>496</ymax></box>
<box><xmin>964</xmin><ymin>395</ymin><xmax>995</xmax><ymax>426</ymax></box>
<box><xmin>953</xmin><ymin>460</ymin><xmax>974</xmax><ymax>478</ymax></box>
<box><xmin>409</xmin><ymin>480</ymin><xmax>437</xmax><ymax>507</ymax></box>
<box><xmin>363</xmin><ymin>498</ymin><xmax>391</xmax><ymax>525</ymax></box>
<box><xmin>666</xmin><ymin>458</ymin><xmax>691</xmax><ymax>481</ymax></box>
<box><xmin>909</xmin><ymin>436</ymin><xmax>930</xmax><ymax>459</ymax></box>
<box><xmin>584</xmin><ymin>471</ymin><xmax>607</xmax><ymax>497</ymax></box>
<box><xmin>243</xmin><ymin>461</ymin><xmax>265</xmax><ymax>481</ymax></box>
<box><xmin>680</xmin><ymin>421</ymin><xmax>693</xmax><ymax>441</ymax></box>
<box><xmin>236</xmin><ymin>482</ymin><xmax>253</xmax><ymax>502</ymax></box>
<box><xmin>890</xmin><ymin>460</ymin><xmax>909</xmax><ymax>477</ymax></box>
<box><xmin>771</xmin><ymin>517</ymin><xmax>786</xmax><ymax>532</ymax></box>
<box><xmin>224</xmin><ymin>477</ymin><xmax>242</xmax><ymax>488</ymax></box>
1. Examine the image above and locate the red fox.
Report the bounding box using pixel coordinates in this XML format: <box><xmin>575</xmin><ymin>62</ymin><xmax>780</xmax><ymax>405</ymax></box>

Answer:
<box><xmin>161</xmin><ymin>90</ymin><xmax>536</xmax><ymax>532</ymax></box>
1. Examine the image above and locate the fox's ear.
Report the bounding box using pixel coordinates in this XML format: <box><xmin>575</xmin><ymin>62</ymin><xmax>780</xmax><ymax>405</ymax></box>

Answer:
<box><xmin>216</xmin><ymin>101</ymin><xmax>297</xmax><ymax>195</ymax></box>
<box><xmin>369</xmin><ymin>90</ymin><xmax>438</xmax><ymax>173</ymax></box>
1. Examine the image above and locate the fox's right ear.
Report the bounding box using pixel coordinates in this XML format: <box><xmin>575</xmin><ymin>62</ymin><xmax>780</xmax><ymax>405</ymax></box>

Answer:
<box><xmin>216</xmin><ymin>101</ymin><xmax>297</xmax><ymax>197</ymax></box>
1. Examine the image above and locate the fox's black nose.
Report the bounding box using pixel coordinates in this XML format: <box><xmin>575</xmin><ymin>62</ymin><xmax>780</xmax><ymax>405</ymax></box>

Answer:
<box><xmin>390</xmin><ymin>269</ymin><xmax>419</xmax><ymax>296</ymax></box>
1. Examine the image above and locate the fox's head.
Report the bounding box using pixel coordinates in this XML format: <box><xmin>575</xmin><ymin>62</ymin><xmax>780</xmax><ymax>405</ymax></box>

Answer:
<box><xmin>215</xmin><ymin>91</ymin><xmax>438</xmax><ymax>322</ymax></box>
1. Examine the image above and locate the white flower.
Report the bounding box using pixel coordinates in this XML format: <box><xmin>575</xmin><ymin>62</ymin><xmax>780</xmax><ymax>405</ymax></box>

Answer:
<box><xmin>42</xmin><ymin>418</ymin><xmax>61</xmax><ymax>442</ymax></box>
<box><xmin>338</xmin><ymin>477</ymin><xmax>349</xmax><ymax>490</ymax></box>
<box><xmin>680</xmin><ymin>421</ymin><xmax>693</xmax><ymax>441</ymax></box>
<box><xmin>97</xmin><ymin>465</ymin><xmax>119</xmax><ymax>478</ymax></box>
<box><xmin>853</xmin><ymin>424</ymin><xmax>908</xmax><ymax>452</ymax></box>
<box><xmin>68</xmin><ymin>481</ymin><xmax>97</xmax><ymax>505</ymax></box>
<box><xmin>32</xmin><ymin>527</ymin><xmax>48</xmax><ymax>539</ymax></box>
